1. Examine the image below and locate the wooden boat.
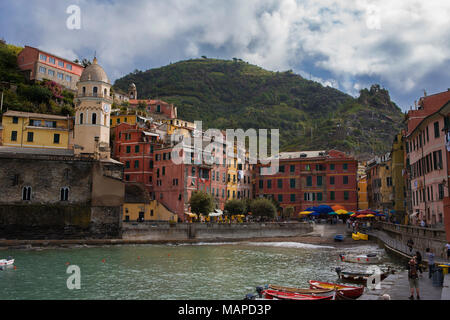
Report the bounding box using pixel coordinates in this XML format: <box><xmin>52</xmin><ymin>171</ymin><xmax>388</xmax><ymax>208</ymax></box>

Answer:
<box><xmin>335</xmin><ymin>268</ymin><xmax>391</xmax><ymax>286</ymax></box>
<box><xmin>339</xmin><ymin>253</ymin><xmax>381</xmax><ymax>264</ymax></box>
<box><xmin>357</xmin><ymin>232</ymin><xmax>369</xmax><ymax>240</ymax></box>
<box><xmin>268</xmin><ymin>284</ymin><xmax>334</xmax><ymax>296</ymax></box>
<box><xmin>352</xmin><ymin>233</ymin><xmax>360</xmax><ymax>241</ymax></box>
<box><xmin>308</xmin><ymin>280</ymin><xmax>364</xmax><ymax>299</ymax></box>
<box><xmin>334</xmin><ymin>235</ymin><xmax>344</xmax><ymax>242</ymax></box>
<box><xmin>0</xmin><ymin>258</ymin><xmax>14</xmax><ymax>267</ymax></box>
<box><xmin>263</xmin><ymin>289</ymin><xmax>333</xmax><ymax>301</ymax></box>
<box><xmin>335</xmin><ymin>290</ymin><xmax>356</xmax><ymax>300</ymax></box>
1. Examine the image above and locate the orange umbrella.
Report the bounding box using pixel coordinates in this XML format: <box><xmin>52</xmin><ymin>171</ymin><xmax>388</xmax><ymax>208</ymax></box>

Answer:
<box><xmin>332</xmin><ymin>205</ymin><xmax>346</xmax><ymax>211</ymax></box>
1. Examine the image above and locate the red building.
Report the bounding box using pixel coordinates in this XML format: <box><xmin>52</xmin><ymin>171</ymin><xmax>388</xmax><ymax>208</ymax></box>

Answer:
<box><xmin>112</xmin><ymin>123</ymin><xmax>162</xmax><ymax>195</ymax></box>
<box><xmin>17</xmin><ymin>46</ymin><xmax>84</xmax><ymax>91</ymax></box>
<box><xmin>128</xmin><ymin>99</ymin><xmax>177</xmax><ymax>120</ymax></box>
<box><xmin>255</xmin><ymin>150</ymin><xmax>358</xmax><ymax>215</ymax></box>
<box><xmin>152</xmin><ymin>145</ymin><xmax>212</xmax><ymax>220</ymax></box>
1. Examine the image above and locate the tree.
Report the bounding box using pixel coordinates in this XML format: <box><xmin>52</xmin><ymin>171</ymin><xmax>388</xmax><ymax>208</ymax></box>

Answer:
<box><xmin>224</xmin><ymin>199</ymin><xmax>246</xmax><ymax>216</ymax></box>
<box><xmin>137</xmin><ymin>101</ymin><xmax>147</xmax><ymax>115</ymax></box>
<box><xmin>189</xmin><ymin>191</ymin><xmax>214</xmax><ymax>215</ymax></box>
<box><xmin>249</xmin><ymin>198</ymin><xmax>276</xmax><ymax>218</ymax></box>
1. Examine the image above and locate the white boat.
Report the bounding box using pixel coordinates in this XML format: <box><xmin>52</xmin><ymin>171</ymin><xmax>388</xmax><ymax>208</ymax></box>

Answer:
<box><xmin>0</xmin><ymin>257</ymin><xmax>14</xmax><ymax>267</ymax></box>
<box><xmin>339</xmin><ymin>253</ymin><xmax>381</xmax><ymax>264</ymax></box>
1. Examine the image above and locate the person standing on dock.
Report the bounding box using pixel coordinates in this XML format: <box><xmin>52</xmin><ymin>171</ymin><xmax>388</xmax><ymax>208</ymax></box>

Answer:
<box><xmin>407</xmin><ymin>257</ymin><xmax>420</xmax><ymax>300</ymax></box>
<box><xmin>446</xmin><ymin>242</ymin><xmax>450</xmax><ymax>261</ymax></box>
<box><xmin>425</xmin><ymin>248</ymin><xmax>435</xmax><ymax>279</ymax></box>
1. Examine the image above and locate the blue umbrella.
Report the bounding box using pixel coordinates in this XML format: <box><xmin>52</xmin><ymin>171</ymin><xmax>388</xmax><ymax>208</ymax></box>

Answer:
<box><xmin>316</xmin><ymin>205</ymin><xmax>333</xmax><ymax>214</ymax></box>
<box><xmin>309</xmin><ymin>212</ymin><xmax>321</xmax><ymax>217</ymax></box>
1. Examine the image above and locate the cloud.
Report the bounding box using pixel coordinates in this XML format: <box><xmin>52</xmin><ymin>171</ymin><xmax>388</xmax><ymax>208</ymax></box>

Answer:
<box><xmin>1</xmin><ymin>0</ymin><xmax>449</xmax><ymax>110</ymax></box>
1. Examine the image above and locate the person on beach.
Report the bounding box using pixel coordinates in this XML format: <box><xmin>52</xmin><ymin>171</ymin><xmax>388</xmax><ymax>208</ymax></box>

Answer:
<box><xmin>407</xmin><ymin>257</ymin><xmax>420</xmax><ymax>300</ymax></box>
<box><xmin>425</xmin><ymin>248</ymin><xmax>435</xmax><ymax>279</ymax></box>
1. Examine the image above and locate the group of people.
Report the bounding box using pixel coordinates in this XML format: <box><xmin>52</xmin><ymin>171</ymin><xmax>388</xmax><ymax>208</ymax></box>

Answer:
<box><xmin>406</xmin><ymin>241</ymin><xmax>450</xmax><ymax>300</ymax></box>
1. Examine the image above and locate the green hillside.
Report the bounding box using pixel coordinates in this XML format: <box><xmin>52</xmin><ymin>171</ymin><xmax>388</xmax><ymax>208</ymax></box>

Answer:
<box><xmin>114</xmin><ymin>58</ymin><xmax>405</xmax><ymax>159</ymax></box>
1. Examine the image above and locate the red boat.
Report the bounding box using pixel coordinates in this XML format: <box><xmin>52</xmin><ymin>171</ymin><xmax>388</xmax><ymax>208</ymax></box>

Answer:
<box><xmin>263</xmin><ymin>289</ymin><xmax>333</xmax><ymax>300</ymax></box>
<box><xmin>308</xmin><ymin>280</ymin><xmax>364</xmax><ymax>299</ymax></box>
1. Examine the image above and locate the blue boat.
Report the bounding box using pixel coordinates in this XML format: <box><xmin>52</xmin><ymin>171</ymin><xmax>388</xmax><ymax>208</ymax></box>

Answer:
<box><xmin>334</xmin><ymin>235</ymin><xmax>344</xmax><ymax>242</ymax></box>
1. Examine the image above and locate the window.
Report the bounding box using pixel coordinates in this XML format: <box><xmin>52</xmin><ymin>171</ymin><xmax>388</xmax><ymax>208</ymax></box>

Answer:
<box><xmin>344</xmin><ymin>191</ymin><xmax>349</xmax><ymax>201</ymax></box>
<box><xmin>92</xmin><ymin>113</ymin><xmax>97</xmax><ymax>125</ymax></box>
<box><xmin>306</xmin><ymin>176</ymin><xmax>312</xmax><ymax>187</ymax></box>
<box><xmin>259</xmin><ymin>180</ymin><xmax>264</xmax><ymax>189</ymax></box>
<box><xmin>330</xmin><ymin>176</ymin><xmax>335</xmax><ymax>185</ymax></box>
<box><xmin>39</xmin><ymin>66</ymin><xmax>46</xmax><ymax>73</ymax></box>
<box><xmin>317</xmin><ymin>176</ymin><xmax>322</xmax><ymax>186</ymax></box>
<box><xmin>290</xmin><ymin>165</ymin><xmax>295</xmax><ymax>173</ymax></box>
<box><xmin>57</xmin><ymin>72</ymin><xmax>63</xmax><ymax>80</ymax></box>
<box><xmin>22</xmin><ymin>186</ymin><xmax>32</xmax><ymax>201</ymax></box>
<box><xmin>434</xmin><ymin>121</ymin><xmax>440</xmax><ymax>138</ymax></box>
<box><xmin>125</xmin><ymin>161</ymin><xmax>130</xmax><ymax>169</ymax></box>
<box><xmin>290</xmin><ymin>194</ymin><xmax>296</xmax><ymax>202</ymax></box>
<box><xmin>65</xmin><ymin>75</ymin><xmax>72</xmax><ymax>82</ymax></box>
<box><xmin>162</xmin><ymin>167</ymin><xmax>165</xmax><ymax>176</ymax></box>
<box><xmin>135</xmin><ymin>145</ymin><xmax>140</xmax><ymax>153</ymax></box>
<box><xmin>157</xmin><ymin>105</ymin><xmax>161</xmax><ymax>112</ymax></box>
<box><xmin>278</xmin><ymin>179</ymin><xmax>283</xmax><ymax>189</ymax></box>
<box><xmin>58</xmin><ymin>61</ymin><xmax>64</xmax><ymax>67</ymax></box>
<box><xmin>53</xmin><ymin>134</ymin><xmax>60</xmax><ymax>144</ymax></box>
<box><xmin>11</xmin><ymin>131</ymin><xmax>17</xmax><ymax>141</ymax></box>
<box><xmin>290</xmin><ymin>179</ymin><xmax>296</xmax><ymax>188</ymax></box>
<box><xmin>343</xmin><ymin>163</ymin><xmax>348</xmax><ymax>171</ymax></box>
<box><xmin>12</xmin><ymin>116</ymin><xmax>18</xmax><ymax>124</ymax></box>
<box><xmin>48</xmin><ymin>57</ymin><xmax>55</xmax><ymax>64</ymax></box>
<box><xmin>317</xmin><ymin>193</ymin><xmax>323</xmax><ymax>201</ymax></box>
<box><xmin>330</xmin><ymin>164</ymin><xmax>335</xmax><ymax>170</ymax></box>
<box><xmin>66</xmin><ymin>64</ymin><xmax>72</xmax><ymax>71</ymax></box>
<box><xmin>134</xmin><ymin>160</ymin><xmax>139</xmax><ymax>169</ymax></box>
<box><xmin>27</xmin><ymin>132</ymin><xmax>34</xmax><ymax>142</ymax></box>
<box><xmin>439</xmin><ymin>184</ymin><xmax>445</xmax><ymax>200</ymax></box>
<box><xmin>387</xmin><ymin>177</ymin><xmax>392</xmax><ymax>187</ymax></box>
<box><xmin>125</xmin><ymin>175</ymin><xmax>130</xmax><ymax>181</ymax></box>
<box><xmin>278</xmin><ymin>194</ymin><xmax>283</xmax><ymax>202</ymax></box>
<box><xmin>126</xmin><ymin>146</ymin><xmax>131</xmax><ymax>154</ymax></box>
<box><xmin>60</xmin><ymin>187</ymin><xmax>69</xmax><ymax>201</ymax></box>
<box><xmin>80</xmin><ymin>113</ymin><xmax>84</xmax><ymax>124</ymax></box>
<box><xmin>343</xmin><ymin>176</ymin><xmax>349</xmax><ymax>185</ymax></box>
<box><xmin>330</xmin><ymin>191</ymin><xmax>335</xmax><ymax>201</ymax></box>
<box><xmin>48</xmin><ymin>69</ymin><xmax>55</xmax><ymax>76</ymax></box>
<box><xmin>39</xmin><ymin>54</ymin><xmax>47</xmax><ymax>61</ymax></box>
<box><xmin>279</xmin><ymin>165</ymin><xmax>285</xmax><ymax>173</ymax></box>
<box><xmin>267</xmin><ymin>180</ymin><xmax>272</xmax><ymax>189</ymax></box>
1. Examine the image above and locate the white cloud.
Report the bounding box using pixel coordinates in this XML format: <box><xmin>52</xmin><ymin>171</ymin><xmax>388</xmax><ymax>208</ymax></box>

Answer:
<box><xmin>3</xmin><ymin>0</ymin><xmax>449</xmax><ymax>108</ymax></box>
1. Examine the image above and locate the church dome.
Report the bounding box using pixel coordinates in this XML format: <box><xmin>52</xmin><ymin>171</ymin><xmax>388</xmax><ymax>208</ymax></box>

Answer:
<box><xmin>80</xmin><ymin>57</ymin><xmax>110</xmax><ymax>83</ymax></box>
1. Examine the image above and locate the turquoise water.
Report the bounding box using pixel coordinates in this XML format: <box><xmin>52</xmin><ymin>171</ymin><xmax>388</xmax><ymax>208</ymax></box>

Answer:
<box><xmin>0</xmin><ymin>242</ymin><xmax>402</xmax><ymax>300</ymax></box>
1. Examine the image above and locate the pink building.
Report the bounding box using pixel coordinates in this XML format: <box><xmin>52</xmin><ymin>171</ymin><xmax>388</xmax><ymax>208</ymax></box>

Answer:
<box><xmin>17</xmin><ymin>46</ymin><xmax>84</xmax><ymax>91</ymax></box>
<box><xmin>405</xmin><ymin>90</ymin><xmax>450</xmax><ymax>231</ymax></box>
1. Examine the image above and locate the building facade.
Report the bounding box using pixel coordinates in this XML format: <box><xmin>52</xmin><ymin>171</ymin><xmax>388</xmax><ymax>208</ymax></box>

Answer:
<box><xmin>17</xmin><ymin>46</ymin><xmax>84</xmax><ymax>91</ymax></box>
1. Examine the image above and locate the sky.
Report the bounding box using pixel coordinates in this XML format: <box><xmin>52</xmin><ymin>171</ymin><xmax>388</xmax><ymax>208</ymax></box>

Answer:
<box><xmin>1</xmin><ymin>0</ymin><xmax>449</xmax><ymax>111</ymax></box>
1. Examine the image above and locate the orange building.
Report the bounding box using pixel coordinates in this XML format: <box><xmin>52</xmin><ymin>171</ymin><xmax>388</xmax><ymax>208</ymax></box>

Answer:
<box><xmin>17</xmin><ymin>46</ymin><xmax>84</xmax><ymax>91</ymax></box>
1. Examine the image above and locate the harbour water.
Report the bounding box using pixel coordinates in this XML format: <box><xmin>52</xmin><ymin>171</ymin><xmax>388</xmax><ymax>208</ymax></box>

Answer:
<box><xmin>0</xmin><ymin>242</ymin><xmax>403</xmax><ymax>300</ymax></box>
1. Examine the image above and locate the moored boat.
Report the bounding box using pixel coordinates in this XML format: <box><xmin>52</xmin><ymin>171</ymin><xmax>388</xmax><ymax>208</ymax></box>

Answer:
<box><xmin>335</xmin><ymin>267</ymin><xmax>391</xmax><ymax>285</ymax></box>
<box><xmin>308</xmin><ymin>280</ymin><xmax>364</xmax><ymax>299</ymax></box>
<box><xmin>339</xmin><ymin>253</ymin><xmax>381</xmax><ymax>264</ymax></box>
<box><xmin>0</xmin><ymin>257</ymin><xmax>14</xmax><ymax>267</ymax></box>
<box><xmin>262</xmin><ymin>289</ymin><xmax>333</xmax><ymax>300</ymax></box>
<box><xmin>267</xmin><ymin>284</ymin><xmax>335</xmax><ymax>296</ymax></box>
<box><xmin>334</xmin><ymin>235</ymin><xmax>344</xmax><ymax>242</ymax></box>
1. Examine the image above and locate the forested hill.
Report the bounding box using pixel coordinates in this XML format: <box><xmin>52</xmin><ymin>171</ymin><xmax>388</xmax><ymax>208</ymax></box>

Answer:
<box><xmin>113</xmin><ymin>58</ymin><xmax>405</xmax><ymax>160</ymax></box>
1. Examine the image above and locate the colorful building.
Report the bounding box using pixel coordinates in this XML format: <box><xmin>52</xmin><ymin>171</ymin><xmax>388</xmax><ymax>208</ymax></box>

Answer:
<box><xmin>358</xmin><ymin>175</ymin><xmax>369</xmax><ymax>210</ymax></box>
<box><xmin>17</xmin><ymin>46</ymin><xmax>84</xmax><ymax>91</ymax></box>
<box><xmin>405</xmin><ymin>90</ymin><xmax>450</xmax><ymax>230</ymax></box>
<box><xmin>391</xmin><ymin>132</ymin><xmax>406</xmax><ymax>221</ymax></box>
<box><xmin>255</xmin><ymin>150</ymin><xmax>358</xmax><ymax>215</ymax></box>
<box><xmin>366</xmin><ymin>153</ymin><xmax>392</xmax><ymax>213</ymax></box>
<box><xmin>1</xmin><ymin>110</ymin><xmax>71</xmax><ymax>149</ymax></box>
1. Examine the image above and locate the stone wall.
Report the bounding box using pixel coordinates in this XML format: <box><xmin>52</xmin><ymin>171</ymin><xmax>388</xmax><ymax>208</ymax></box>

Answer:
<box><xmin>122</xmin><ymin>222</ymin><xmax>313</xmax><ymax>241</ymax></box>
<box><xmin>372</xmin><ymin>222</ymin><xmax>448</xmax><ymax>261</ymax></box>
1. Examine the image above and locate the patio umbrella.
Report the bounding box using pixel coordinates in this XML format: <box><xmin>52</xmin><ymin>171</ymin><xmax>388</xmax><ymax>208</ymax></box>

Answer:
<box><xmin>336</xmin><ymin>209</ymin><xmax>349</xmax><ymax>215</ymax></box>
<box><xmin>316</xmin><ymin>205</ymin><xmax>333</xmax><ymax>214</ymax></box>
<box><xmin>309</xmin><ymin>212</ymin><xmax>321</xmax><ymax>217</ymax></box>
<box><xmin>328</xmin><ymin>212</ymin><xmax>338</xmax><ymax>215</ymax></box>
<box><xmin>366</xmin><ymin>214</ymin><xmax>375</xmax><ymax>218</ymax></box>
<box><xmin>299</xmin><ymin>211</ymin><xmax>313</xmax><ymax>215</ymax></box>
<box><xmin>332</xmin><ymin>205</ymin><xmax>346</xmax><ymax>211</ymax></box>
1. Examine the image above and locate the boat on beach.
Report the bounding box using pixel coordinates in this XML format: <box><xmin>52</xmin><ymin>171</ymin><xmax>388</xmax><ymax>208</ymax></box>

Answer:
<box><xmin>308</xmin><ymin>280</ymin><xmax>364</xmax><ymax>299</ymax></box>
<box><xmin>262</xmin><ymin>289</ymin><xmax>334</xmax><ymax>300</ymax></box>
<box><xmin>334</xmin><ymin>235</ymin><xmax>344</xmax><ymax>242</ymax></box>
<box><xmin>339</xmin><ymin>253</ymin><xmax>381</xmax><ymax>264</ymax></box>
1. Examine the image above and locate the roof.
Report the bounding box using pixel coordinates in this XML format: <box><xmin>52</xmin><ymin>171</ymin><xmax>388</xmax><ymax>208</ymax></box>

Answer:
<box><xmin>23</xmin><ymin>45</ymin><xmax>84</xmax><ymax>68</ymax></box>
<box><xmin>2</xmin><ymin>110</ymin><xmax>70</xmax><ymax>120</ymax></box>
<box><xmin>79</xmin><ymin>57</ymin><xmax>109</xmax><ymax>83</ymax></box>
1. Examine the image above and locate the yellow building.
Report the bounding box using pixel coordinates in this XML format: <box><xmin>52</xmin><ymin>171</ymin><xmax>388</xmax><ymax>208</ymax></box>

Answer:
<box><xmin>358</xmin><ymin>175</ymin><xmax>369</xmax><ymax>210</ymax></box>
<box><xmin>1</xmin><ymin>110</ymin><xmax>71</xmax><ymax>149</ymax></box>
<box><xmin>123</xmin><ymin>200</ymin><xmax>178</xmax><ymax>222</ymax></box>
<box><xmin>391</xmin><ymin>132</ymin><xmax>405</xmax><ymax>218</ymax></box>
<box><xmin>110</xmin><ymin>114</ymin><xmax>137</xmax><ymax>128</ymax></box>
<box><xmin>379</xmin><ymin>156</ymin><xmax>394</xmax><ymax>210</ymax></box>
<box><xmin>227</xmin><ymin>156</ymin><xmax>238</xmax><ymax>200</ymax></box>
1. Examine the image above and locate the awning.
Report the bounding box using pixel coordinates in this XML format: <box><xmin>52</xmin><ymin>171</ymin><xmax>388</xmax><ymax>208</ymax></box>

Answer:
<box><xmin>185</xmin><ymin>212</ymin><xmax>198</xmax><ymax>218</ymax></box>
